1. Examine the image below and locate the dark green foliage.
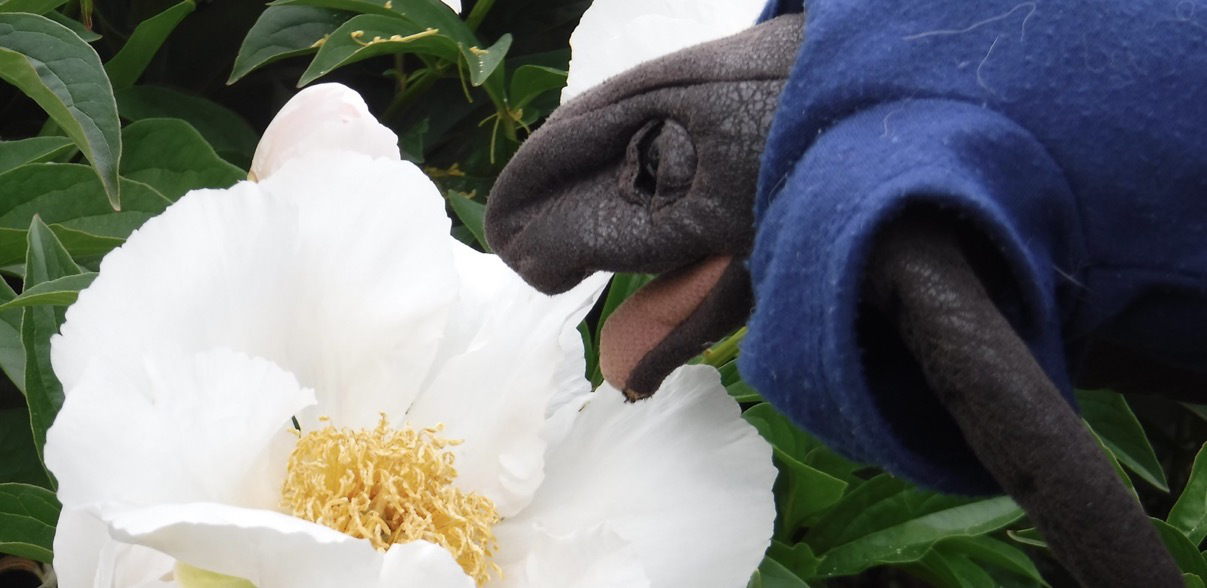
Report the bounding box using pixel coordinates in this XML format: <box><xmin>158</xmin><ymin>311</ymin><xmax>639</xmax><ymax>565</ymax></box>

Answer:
<box><xmin>0</xmin><ymin>2</ymin><xmax>1202</xmax><ymax>586</ymax></box>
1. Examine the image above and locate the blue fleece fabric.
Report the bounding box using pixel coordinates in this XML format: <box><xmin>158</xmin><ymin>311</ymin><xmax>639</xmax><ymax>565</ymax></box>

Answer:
<box><xmin>742</xmin><ymin>0</ymin><xmax>1207</xmax><ymax>493</ymax></box>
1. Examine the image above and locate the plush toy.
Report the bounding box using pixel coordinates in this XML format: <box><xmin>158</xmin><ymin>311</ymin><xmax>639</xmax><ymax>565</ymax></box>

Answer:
<box><xmin>485</xmin><ymin>1</ymin><xmax>1205</xmax><ymax>585</ymax></box>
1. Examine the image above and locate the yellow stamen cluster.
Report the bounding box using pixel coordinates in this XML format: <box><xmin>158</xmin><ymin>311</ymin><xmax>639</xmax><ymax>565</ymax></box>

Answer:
<box><xmin>281</xmin><ymin>416</ymin><xmax>501</xmax><ymax>585</ymax></box>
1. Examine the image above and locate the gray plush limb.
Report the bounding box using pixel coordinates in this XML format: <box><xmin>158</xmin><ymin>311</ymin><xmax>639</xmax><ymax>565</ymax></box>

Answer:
<box><xmin>864</xmin><ymin>215</ymin><xmax>1182</xmax><ymax>588</ymax></box>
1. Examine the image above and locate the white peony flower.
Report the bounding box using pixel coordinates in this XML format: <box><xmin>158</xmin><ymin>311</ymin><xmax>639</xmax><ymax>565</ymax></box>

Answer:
<box><xmin>44</xmin><ymin>84</ymin><xmax>776</xmax><ymax>587</ymax></box>
<box><xmin>561</xmin><ymin>0</ymin><xmax>767</xmax><ymax>102</ymax></box>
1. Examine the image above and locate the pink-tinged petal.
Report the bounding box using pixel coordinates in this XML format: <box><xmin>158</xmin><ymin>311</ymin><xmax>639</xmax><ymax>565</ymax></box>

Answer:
<box><xmin>46</xmin><ymin>349</ymin><xmax>313</xmax><ymax>510</ymax></box>
<box><xmin>496</xmin><ymin>365</ymin><xmax>776</xmax><ymax>588</ymax></box>
<box><xmin>250</xmin><ymin>83</ymin><xmax>400</xmax><ymax>181</ymax></box>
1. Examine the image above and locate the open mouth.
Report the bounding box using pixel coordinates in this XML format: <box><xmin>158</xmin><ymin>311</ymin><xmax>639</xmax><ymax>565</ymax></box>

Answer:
<box><xmin>599</xmin><ymin>255</ymin><xmax>747</xmax><ymax>399</ymax></box>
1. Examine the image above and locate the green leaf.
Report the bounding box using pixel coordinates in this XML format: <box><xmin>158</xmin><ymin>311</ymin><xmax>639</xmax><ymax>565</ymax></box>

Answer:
<box><xmin>1153</xmin><ymin>518</ymin><xmax>1207</xmax><ymax>578</ymax></box>
<box><xmin>447</xmin><ymin>190</ymin><xmax>488</xmax><ymax>251</ymax></box>
<box><xmin>743</xmin><ymin>402</ymin><xmax>861</xmax><ymax>483</ymax></box>
<box><xmin>273</xmin><ymin>0</ymin><xmax>474</xmax><ymax>44</ymax></box>
<box><xmin>22</xmin><ymin>217</ymin><xmax>79</xmax><ymax>287</ymax></box>
<box><xmin>22</xmin><ymin>216</ymin><xmax>80</xmax><ymax>474</ymax></box>
<box><xmin>744</xmin><ymin>404</ymin><xmax>848</xmax><ymax>533</ymax></box>
<box><xmin>1084</xmin><ymin>418</ymin><xmax>1138</xmax><ymax>497</ymax></box>
<box><xmin>509</xmin><ymin>64</ymin><xmax>566</xmax><ymax>110</ymax></box>
<box><xmin>1187</xmin><ymin>574</ymin><xmax>1206</xmax><ymax>588</ymax></box>
<box><xmin>934</xmin><ymin>536</ymin><xmax>1049</xmax><ymax>586</ymax></box>
<box><xmin>449</xmin><ymin>224</ymin><xmax>474</xmax><ymax>247</ymax></box>
<box><xmin>471</xmin><ymin>37</ymin><xmax>510</xmax><ymax>112</ymax></box>
<box><xmin>398</xmin><ymin>116</ymin><xmax>428</xmax><ymax>163</ymax></box>
<box><xmin>1169</xmin><ymin>443</ymin><xmax>1207</xmax><ymax>545</ymax></box>
<box><xmin>0</xmin><ymin>273</ymin><xmax>96</xmax><ymax>312</ymax></box>
<box><xmin>804</xmin><ymin>474</ymin><xmax>910</xmax><ymax>551</ymax></box>
<box><xmin>755</xmin><ymin>556</ymin><xmax>812</xmax><ymax>588</ymax></box>
<box><xmin>1006</xmin><ymin>527</ymin><xmax>1048</xmax><ymax>550</ymax></box>
<box><xmin>0</xmin><ymin>409</ymin><xmax>49</xmax><ymax>487</ymax></box>
<box><xmin>298</xmin><ymin>14</ymin><xmax>460</xmax><ymax>86</ymax></box>
<box><xmin>104</xmin><ymin>0</ymin><xmax>196</xmax><ymax>90</ymax></box>
<box><xmin>772</xmin><ymin>449</ymin><xmax>847</xmax><ymax>531</ymax></box>
<box><xmin>0</xmin><ymin>137</ymin><xmax>74</xmax><ymax>175</ymax></box>
<box><xmin>724</xmin><ymin>374</ymin><xmax>762</xmax><ymax>403</ymax></box>
<box><xmin>815</xmin><ymin>496</ymin><xmax>1024</xmax><ymax>577</ymax></box>
<box><xmin>767</xmin><ymin>541</ymin><xmax>822</xmax><ymax>581</ymax></box>
<box><xmin>0</xmin><ymin>164</ymin><xmax>171</xmax><ymax>267</ymax></box>
<box><xmin>805</xmin><ymin>475</ymin><xmax>1024</xmax><ymax>577</ymax></box>
<box><xmin>462</xmin><ymin>33</ymin><xmax>510</xmax><ymax>88</ymax></box>
<box><xmin>912</xmin><ymin>548</ymin><xmax>998</xmax><ymax>588</ymax></box>
<box><xmin>0</xmin><ymin>482</ymin><xmax>59</xmax><ymax>562</ymax></box>
<box><xmin>228</xmin><ymin>5</ymin><xmax>352</xmax><ymax>83</ymax></box>
<box><xmin>120</xmin><ymin>118</ymin><xmax>244</xmax><ymax>200</ymax></box>
<box><xmin>282</xmin><ymin>0</ymin><xmax>508</xmax><ymax>89</ymax></box>
<box><xmin>1078</xmin><ymin>389</ymin><xmax>1169</xmax><ymax>491</ymax></box>
<box><xmin>43</xmin><ymin>225</ymin><xmax>124</xmax><ymax>267</ymax></box>
<box><xmin>743</xmin><ymin>403</ymin><xmax>825</xmax><ymax>463</ymax></box>
<box><xmin>0</xmin><ymin>278</ymin><xmax>25</xmax><ymax>392</ymax></box>
<box><xmin>116</xmin><ymin>85</ymin><xmax>258</xmax><ymax>167</ymax></box>
<box><xmin>0</xmin><ymin>0</ymin><xmax>67</xmax><ymax>14</ymax></box>
<box><xmin>42</xmin><ymin>10</ymin><xmax>100</xmax><ymax>42</ymax></box>
<box><xmin>0</xmin><ymin>13</ymin><xmax>121</xmax><ymax>209</ymax></box>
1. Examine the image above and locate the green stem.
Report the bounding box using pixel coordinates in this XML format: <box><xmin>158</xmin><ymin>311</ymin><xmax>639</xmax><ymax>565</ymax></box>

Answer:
<box><xmin>393</xmin><ymin>54</ymin><xmax>406</xmax><ymax>93</ymax></box>
<box><xmin>465</xmin><ymin>0</ymin><xmax>496</xmax><ymax>32</ymax></box>
<box><xmin>500</xmin><ymin>109</ymin><xmax>517</xmax><ymax>141</ymax></box>
<box><xmin>700</xmin><ymin>327</ymin><xmax>748</xmax><ymax>368</ymax></box>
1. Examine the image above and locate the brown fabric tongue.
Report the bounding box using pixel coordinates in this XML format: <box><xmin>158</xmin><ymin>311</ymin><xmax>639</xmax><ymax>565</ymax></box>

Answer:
<box><xmin>600</xmin><ymin>255</ymin><xmax>733</xmax><ymax>392</ymax></box>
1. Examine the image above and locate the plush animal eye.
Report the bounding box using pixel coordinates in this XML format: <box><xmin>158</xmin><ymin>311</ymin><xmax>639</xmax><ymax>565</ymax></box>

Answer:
<box><xmin>622</xmin><ymin>119</ymin><xmax>696</xmax><ymax>208</ymax></box>
<box><xmin>635</xmin><ymin>123</ymin><xmax>662</xmax><ymax>194</ymax></box>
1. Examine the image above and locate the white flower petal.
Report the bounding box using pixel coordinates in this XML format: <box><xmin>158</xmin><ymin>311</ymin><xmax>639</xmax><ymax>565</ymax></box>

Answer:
<box><xmin>380</xmin><ymin>542</ymin><xmax>474</xmax><ymax>588</ymax></box>
<box><xmin>54</xmin><ymin>507</ymin><xmax>175</xmax><ymax>588</ymax></box>
<box><xmin>495</xmin><ymin>365</ymin><xmax>776</xmax><ymax>588</ymax></box>
<box><xmin>539</xmin><ymin>390</ymin><xmax>591</xmax><ymax>460</ymax></box>
<box><xmin>263</xmin><ymin>153</ymin><xmax>457</xmax><ymax>429</ymax></box>
<box><xmin>46</xmin><ymin>349</ymin><xmax>313</xmax><ymax>510</ymax></box>
<box><xmin>562</xmin><ymin>0</ymin><xmax>765</xmax><ymax>101</ymax></box>
<box><xmin>52</xmin><ymin>151</ymin><xmax>457</xmax><ymax>430</ymax></box>
<box><xmin>491</xmin><ymin>523</ymin><xmax>650</xmax><ymax>588</ymax></box>
<box><xmin>405</xmin><ymin>246</ymin><xmax>606</xmax><ymax>516</ymax></box>
<box><xmin>441</xmin><ymin>0</ymin><xmax>461</xmax><ymax>14</ymax></box>
<box><xmin>106</xmin><ymin>502</ymin><xmax>474</xmax><ymax>588</ymax></box>
<box><xmin>250</xmin><ymin>83</ymin><xmax>400</xmax><ymax>181</ymax></box>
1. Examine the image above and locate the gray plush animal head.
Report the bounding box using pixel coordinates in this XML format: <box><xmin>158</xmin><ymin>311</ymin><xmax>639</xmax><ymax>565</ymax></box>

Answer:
<box><xmin>485</xmin><ymin>14</ymin><xmax>803</xmax><ymax>399</ymax></box>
